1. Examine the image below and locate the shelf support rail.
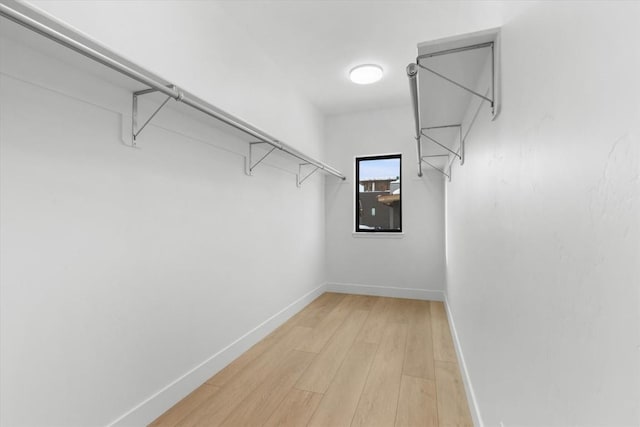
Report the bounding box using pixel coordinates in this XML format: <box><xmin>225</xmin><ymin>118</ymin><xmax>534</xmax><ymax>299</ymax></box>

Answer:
<box><xmin>0</xmin><ymin>2</ymin><xmax>346</xmax><ymax>182</ymax></box>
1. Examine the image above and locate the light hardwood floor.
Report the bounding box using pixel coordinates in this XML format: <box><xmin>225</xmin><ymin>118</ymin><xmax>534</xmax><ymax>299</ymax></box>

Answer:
<box><xmin>151</xmin><ymin>293</ymin><xmax>473</xmax><ymax>427</ymax></box>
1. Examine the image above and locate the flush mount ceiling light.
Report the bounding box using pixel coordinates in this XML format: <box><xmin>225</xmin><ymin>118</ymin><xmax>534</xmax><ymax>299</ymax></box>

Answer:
<box><xmin>349</xmin><ymin>64</ymin><xmax>383</xmax><ymax>85</ymax></box>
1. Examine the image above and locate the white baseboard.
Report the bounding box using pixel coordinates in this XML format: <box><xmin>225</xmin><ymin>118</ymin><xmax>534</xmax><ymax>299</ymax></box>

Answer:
<box><xmin>108</xmin><ymin>283</ymin><xmax>327</xmax><ymax>427</ymax></box>
<box><xmin>326</xmin><ymin>282</ymin><xmax>444</xmax><ymax>301</ymax></box>
<box><xmin>443</xmin><ymin>295</ymin><xmax>483</xmax><ymax>427</ymax></box>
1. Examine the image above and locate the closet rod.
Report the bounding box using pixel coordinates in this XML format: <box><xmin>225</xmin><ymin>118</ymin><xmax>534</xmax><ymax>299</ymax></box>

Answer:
<box><xmin>406</xmin><ymin>63</ymin><xmax>422</xmax><ymax>177</ymax></box>
<box><xmin>0</xmin><ymin>3</ymin><xmax>346</xmax><ymax>181</ymax></box>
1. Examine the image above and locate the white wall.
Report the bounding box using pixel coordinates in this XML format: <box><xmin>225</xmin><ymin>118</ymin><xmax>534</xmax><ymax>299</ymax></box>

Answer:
<box><xmin>23</xmin><ymin>0</ymin><xmax>324</xmax><ymax>157</ymax></box>
<box><xmin>0</xmin><ymin>4</ymin><xmax>329</xmax><ymax>426</ymax></box>
<box><xmin>446</xmin><ymin>2</ymin><xmax>640</xmax><ymax>425</ymax></box>
<box><xmin>325</xmin><ymin>106</ymin><xmax>446</xmax><ymax>299</ymax></box>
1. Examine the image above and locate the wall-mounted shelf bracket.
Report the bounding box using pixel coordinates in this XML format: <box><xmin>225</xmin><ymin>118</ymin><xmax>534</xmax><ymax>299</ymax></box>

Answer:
<box><xmin>297</xmin><ymin>163</ymin><xmax>320</xmax><ymax>188</ymax></box>
<box><xmin>132</xmin><ymin>86</ymin><xmax>179</xmax><ymax>146</ymax></box>
<box><xmin>420</xmin><ymin>124</ymin><xmax>464</xmax><ymax>165</ymax></box>
<box><xmin>416</xmin><ymin>41</ymin><xmax>496</xmax><ymax>117</ymax></box>
<box><xmin>245</xmin><ymin>142</ymin><xmax>276</xmax><ymax>176</ymax></box>
<box><xmin>420</xmin><ymin>155</ymin><xmax>451</xmax><ymax>181</ymax></box>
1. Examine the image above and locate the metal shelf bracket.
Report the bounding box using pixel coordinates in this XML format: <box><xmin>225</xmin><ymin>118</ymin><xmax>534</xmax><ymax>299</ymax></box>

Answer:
<box><xmin>297</xmin><ymin>163</ymin><xmax>320</xmax><ymax>188</ymax></box>
<box><xmin>420</xmin><ymin>155</ymin><xmax>451</xmax><ymax>181</ymax></box>
<box><xmin>416</xmin><ymin>41</ymin><xmax>496</xmax><ymax>117</ymax></box>
<box><xmin>413</xmin><ymin>124</ymin><xmax>462</xmax><ymax>181</ymax></box>
<box><xmin>132</xmin><ymin>86</ymin><xmax>179</xmax><ymax>146</ymax></box>
<box><xmin>420</xmin><ymin>124</ymin><xmax>464</xmax><ymax>166</ymax></box>
<box><xmin>245</xmin><ymin>142</ymin><xmax>276</xmax><ymax>176</ymax></box>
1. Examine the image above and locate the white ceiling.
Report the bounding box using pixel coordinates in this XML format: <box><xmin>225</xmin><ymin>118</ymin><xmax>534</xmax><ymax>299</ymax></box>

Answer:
<box><xmin>217</xmin><ymin>1</ymin><xmax>530</xmax><ymax>115</ymax></box>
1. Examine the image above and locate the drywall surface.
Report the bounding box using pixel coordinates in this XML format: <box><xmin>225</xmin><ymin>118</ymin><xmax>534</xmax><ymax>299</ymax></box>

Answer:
<box><xmin>0</xmin><ymin>18</ymin><xmax>327</xmax><ymax>427</ymax></box>
<box><xmin>23</xmin><ymin>0</ymin><xmax>324</xmax><ymax>158</ymax></box>
<box><xmin>446</xmin><ymin>2</ymin><xmax>640</xmax><ymax>425</ymax></box>
<box><xmin>325</xmin><ymin>106</ymin><xmax>446</xmax><ymax>297</ymax></box>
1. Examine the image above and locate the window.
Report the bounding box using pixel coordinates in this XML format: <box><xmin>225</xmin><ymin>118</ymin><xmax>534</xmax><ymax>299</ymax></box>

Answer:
<box><xmin>355</xmin><ymin>154</ymin><xmax>401</xmax><ymax>232</ymax></box>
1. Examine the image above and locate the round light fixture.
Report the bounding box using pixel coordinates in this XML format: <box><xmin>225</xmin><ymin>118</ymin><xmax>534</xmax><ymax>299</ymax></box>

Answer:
<box><xmin>349</xmin><ymin>64</ymin><xmax>383</xmax><ymax>85</ymax></box>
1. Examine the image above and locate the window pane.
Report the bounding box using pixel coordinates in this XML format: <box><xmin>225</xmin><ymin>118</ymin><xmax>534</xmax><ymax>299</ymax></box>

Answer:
<box><xmin>356</xmin><ymin>155</ymin><xmax>401</xmax><ymax>232</ymax></box>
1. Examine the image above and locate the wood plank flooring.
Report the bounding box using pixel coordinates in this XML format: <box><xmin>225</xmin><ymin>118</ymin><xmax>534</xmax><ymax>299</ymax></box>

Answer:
<box><xmin>151</xmin><ymin>293</ymin><xmax>473</xmax><ymax>427</ymax></box>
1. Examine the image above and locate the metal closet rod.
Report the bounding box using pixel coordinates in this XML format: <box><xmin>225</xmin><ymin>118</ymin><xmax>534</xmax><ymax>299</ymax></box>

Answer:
<box><xmin>406</xmin><ymin>63</ymin><xmax>422</xmax><ymax>177</ymax></box>
<box><xmin>0</xmin><ymin>3</ymin><xmax>346</xmax><ymax>180</ymax></box>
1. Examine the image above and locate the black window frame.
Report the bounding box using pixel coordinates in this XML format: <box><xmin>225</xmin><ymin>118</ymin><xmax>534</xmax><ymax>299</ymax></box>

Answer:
<box><xmin>355</xmin><ymin>154</ymin><xmax>402</xmax><ymax>233</ymax></box>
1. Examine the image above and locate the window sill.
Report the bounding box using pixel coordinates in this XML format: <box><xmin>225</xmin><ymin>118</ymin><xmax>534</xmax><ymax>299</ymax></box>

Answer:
<box><xmin>352</xmin><ymin>232</ymin><xmax>404</xmax><ymax>239</ymax></box>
